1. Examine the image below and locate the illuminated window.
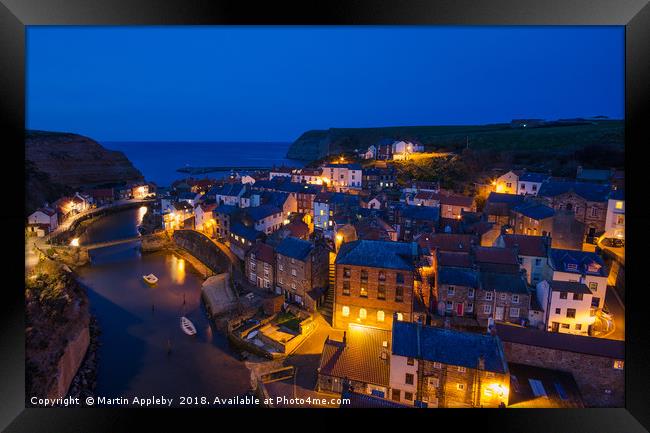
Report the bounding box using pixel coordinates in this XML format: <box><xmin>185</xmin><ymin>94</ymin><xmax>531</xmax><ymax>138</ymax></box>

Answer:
<box><xmin>396</xmin><ymin>312</ymin><xmax>403</xmax><ymax>321</ymax></box>
<box><xmin>377</xmin><ymin>310</ymin><xmax>385</xmax><ymax>322</ymax></box>
<box><xmin>457</xmin><ymin>383</ymin><xmax>465</xmax><ymax>391</ymax></box>
<box><xmin>360</xmin><ymin>287</ymin><xmax>368</xmax><ymax>298</ymax></box>
<box><xmin>359</xmin><ymin>308</ymin><xmax>367</xmax><ymax>320</ymax></box>
<box><xmin>342</xmin><ymin>306</ymin><xmax>350</xmax><ymax>317</ymax></box>
<box><xmin>458</xmin><ymin>366</ymin><xmax>466</xmax><ymax>373</ymax></box>
<box><xmin>615</xmin><ymin>201</ymin><xmax>623</xmax><ymax>210</ymax></box>
<box><xmin>613</xmin><ymin>360</ymin><xmax>624</xmax><ymax>370</ymax></box>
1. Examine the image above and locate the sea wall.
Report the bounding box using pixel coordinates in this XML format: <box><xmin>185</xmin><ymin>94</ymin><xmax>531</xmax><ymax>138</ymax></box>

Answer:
<box><xmin>49</xmin><ymin>323</ymin><xmax>90</xmax><ymax>399</ymax></box>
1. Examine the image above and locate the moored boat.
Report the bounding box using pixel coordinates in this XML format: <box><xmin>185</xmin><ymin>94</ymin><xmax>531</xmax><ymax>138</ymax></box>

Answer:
<box><xmin>180</xmin><ymin>316</ymin><xmax>197</xmax><ymax>336</ymax></box>
<box><xmin>143</xmin><ymin>273</ymin><xmax>158</xmax><ymax>285</ymax></box>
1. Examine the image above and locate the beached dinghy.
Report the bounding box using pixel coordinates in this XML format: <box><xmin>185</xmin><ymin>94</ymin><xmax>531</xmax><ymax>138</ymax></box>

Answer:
<box><xmin>180</xmin><ymin>316</ymin><xmax>197</xmax><ymax>336</ymax></box>
<box><xmin>142</xmin><ymin>273</ymin><xmax>158</xmax><ymax>285</ymax></box>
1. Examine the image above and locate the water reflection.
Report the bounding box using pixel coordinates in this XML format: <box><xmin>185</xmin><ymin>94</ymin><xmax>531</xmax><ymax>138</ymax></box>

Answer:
<box><xmin>166</xmin><ymin>254</ymin><xmax>186</xmax><ymax>285</ymax></box>
<box><xmin>137</xmin><ymin>206</ymin><xmax>148</xmax><ymax>225</ymax></box>
<box><xmin>76</xmin><ymin>208</ymin><xmax>251</xmax><ymax>402</ymax></box>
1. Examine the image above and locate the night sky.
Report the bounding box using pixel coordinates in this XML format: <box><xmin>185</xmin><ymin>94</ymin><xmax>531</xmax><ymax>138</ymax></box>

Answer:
<box><xmin>26</xmin><ymin>26</ymin><xmax>624</xmax><ymax>142</ymax></box>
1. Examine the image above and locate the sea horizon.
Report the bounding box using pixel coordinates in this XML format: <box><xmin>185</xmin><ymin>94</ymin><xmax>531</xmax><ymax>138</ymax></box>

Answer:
<box><xmin>102</xmin><ymin>140</ymin><xmax>301</xmax><ymax>187</ymax></box>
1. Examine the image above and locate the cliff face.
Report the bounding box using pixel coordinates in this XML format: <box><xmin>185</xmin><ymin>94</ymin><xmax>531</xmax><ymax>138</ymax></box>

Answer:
<box><xmin>25</xmin><ymin>264</ymin><xmax>90</xmax><ymax>400</ymax></box>
<box><xmin>26</xmin><ymin>130</ymin><xmax>144</xmax><ymax>212</ymax></box>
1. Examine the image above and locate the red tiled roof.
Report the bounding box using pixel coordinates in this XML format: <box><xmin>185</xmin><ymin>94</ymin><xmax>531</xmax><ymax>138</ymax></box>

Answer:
<box><xmin>500</xmin><ymin>234</ymin><xmax>548</xmax><ymax>257</ymax></box>
<box><xmin>318</xmin><ymin>325</ymin><xmax>391</xmax><ymax>387</ymax></box>
<box><xmin>473</xmin><ymin>246</ymin><xmax>519</xmax><ymax>265</ymax></box>
<box><xmin>437</xmin><ymin>251</ymin><xmax>473</xmax><ymax>268</ymax></box>
<box><xmin>418</xmin><ymin>233</ymin><xmax>476</xmax><ymax>252</ymax></box>
<box><xmin>286</xmin><ymin>220</ymin><xmax>310</xmax><ymax>239</ymax></box>
<box><xmin>248</xmin><ymin>242</ymin><xmax>275</xmax><ymax>264</ymax></box>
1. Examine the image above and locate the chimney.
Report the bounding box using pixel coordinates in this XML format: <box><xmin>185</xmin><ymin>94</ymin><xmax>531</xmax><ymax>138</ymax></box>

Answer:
<box><xmin>478</xmin><ymin>356</ymin><xmax>485</xmax><ymax>371</ymax></box>
<box><xmin>342</xmin><ymin>331</ymin><xmax>347</xmax><ymax>346</ymax></box>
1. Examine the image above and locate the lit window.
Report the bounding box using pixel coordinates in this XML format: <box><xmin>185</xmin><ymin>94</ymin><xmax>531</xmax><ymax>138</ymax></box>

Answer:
<box><xmin>457</xmin><ymin>383</ymin><xmax>465</xmax><ymax>391</ymax></box>
<box><xmin>458</xmin><ymin>366</ymin><xmax>466</xmax><ymax>373</ymax></box>
<box><xmin>613</xmin><ymin>360</ymin><xmax>624</xmax><ymax>370</ymax></box>
<box><xmin>512</xmin><ymin>295</ymin><xmax>519</xmax><ymax>304</ymax></box>
<box><xmin>396</xmin><ymin>312</ymin><xmax>403</xmax><ymax>321</ymax></box>
<box><xmin>359</xmin><ymin>308</ymin><xmax>367</xmax><ymax>320</ymax></box>
<box><xmin>342</xmin><ymin>306</ymin><xmax>350</xmax><ymax>317</ymax></box>
<box><xmin>615</xmin><ymin>201</ymin><xmax>623</xmax><ymax>210</ymax></box>
<box><xmin>433</xmin><ymin>362</ymin><xmax>441</xmax><ymax>369</ymax></box>
<box><xmin>377</xmin><ymin>310</ymin><xmax>385</xmax><ymax>322</ymax></box>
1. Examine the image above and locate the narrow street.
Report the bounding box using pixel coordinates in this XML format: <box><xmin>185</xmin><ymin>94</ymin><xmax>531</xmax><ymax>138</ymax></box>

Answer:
<box><xmin>603</xmin><ymin>286</ymin><xmax>625</xmax><ymax>341</ymax></box>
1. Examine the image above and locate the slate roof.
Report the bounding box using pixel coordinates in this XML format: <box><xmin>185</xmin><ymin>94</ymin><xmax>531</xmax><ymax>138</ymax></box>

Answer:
<box><xmin>438</xmin><ymin>266</ymin><xmax>479</xmax><ymax>288</ymax></box>
<box><xmin>577</xmin><ymin>168</ymin><xmax>611</xmax><ymax>182</ymax></box>
<box><xmin>214</xmin><ymin>204</ymin><xmax>239</xmax><ymax>216</ymax></box>
<box><xmin>209</xmin><ymin>182</ymin><xmax>246</xmax><ymax>197</ymax></box>
<box><xmin>323</xmin><ymin>163</ymin><xmax>362</xmax><ymax>170</ymax></box>
<box><xmin>318</xmin><ymin>325</ymin><xmax>392</xmax><ymax>387</ymax></box>
<box><xmin>392</xmin><ymin>321</ymin><xmax>508</xmax><ymax>374</ymax></box>
<box><xmin>480</xmin><ymin>272</ymin><xmax>529</xmax><ymax>294</ymax></box>
<box><xmin>549</xmin><ymin>248</ymin><xmax>608</xmax><ymax>277</ymax></box>
<box><xmin>548</xmin><ymin>280</ymin><xmax>592</xmax><ymax>295</ymax></box>
<box><xmin>275</xmin><ymin>237</ymin><xmax>314</xmax><ymax>261</ymax></box>
<box><xmin>519</xmin><ymin>172</ymin><xmax>550</xmax><ymax>183</ymax></box>
<box><xmin>230</xmin><ymin>223</ymin><xmax>264</xmax><ymax>242</ymax></box>
<box><xmin>245</xmin><ymin>204</ymin><xmax>281</xmax><ymax>221</ymax></box>
<box><xmin>335</xmin><ymin>240</ymin><xmax>418</xmax><ymax>271</ymax></box>
<box><xmin>484</xmin><ymin>192</ymin><xmax>525</xmax><ymax>216</ymax></box>
<box><xmin>512</xmin><ymin>202</ymin><xmax>555</xmax><ymax>220</ymax></box>
<box><xmin>33</xmin><ymin>207</ymin><xmax>56</xmax><ymax>217</ymax></box>
<box><xmin>473</xmin><ymin>246</ymin><xmax>519</xmax><ymax>265</ymax></box>
<box><xmin>417</xmin><ymin>233</ymin><xmax>476</xmax><ymax>253</ymax></box>
<box><xmin>609</xmin><ymin>189</ymin><xmax>624</xmax><ymax>201</ymax></box>
<box><xmin>537</xmin><ymin>181</ymin><xmax>611</xmax><ymax>202</ymax></box>
<box><xmin>173</xmin><ymin>201</ymin><xmax>194</xmax><ymax>211</ymax></box>
<box><xmin>499</xmin><ymin>234</ymin><xmax>548</xmax><ymax>257</ymax></box>
<box><xmin>508</xmin><ymin>363</ymin><xmax>584</xmax><ymax>408</ymax></box>
<box><xmin>495</xmin><ymin>323</ymin><xmax>624</xmax><ymax>359</ymax></box>
<box><xmin>400</xmin><ymin>205</ymin><xmax>440</xmax><ymax>222</ymax></box>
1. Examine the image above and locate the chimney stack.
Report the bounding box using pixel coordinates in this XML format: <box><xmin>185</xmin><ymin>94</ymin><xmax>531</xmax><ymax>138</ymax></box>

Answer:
<box><xmin>478</xmin><ymin>356</ymin><xmax>485</xmax><ymax>371</ymax></box>
<box><xmin>342</xmin><ymin>331</ymin><xmax>347</xmax><ymax>346</ymax></box>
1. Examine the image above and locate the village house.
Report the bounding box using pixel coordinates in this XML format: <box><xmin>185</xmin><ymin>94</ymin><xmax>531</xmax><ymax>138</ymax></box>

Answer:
<box><xmin>517</xmin><ymin>172</ymin><xmax>550</xmax><ymax>196</ymax></box>
<box><xmin>131</xmin><ymin>182</ymin><xmax>151</xmax><ymax>200</ymax></box>
<box><xmin>269</xmin><ymin>166</ymin><xmax>293</xmax><ymax>180</ymax></box>
<box><xmin>259</xmin><ymin>190</ymin><xmax>298</xmax><ymax>217</ymax></box>
<box><xmin>229</xmin><ymin>223</ymin><xmax>264</xmax><ymax>260</ymax></box>
<box><xmin>194</xmin><ymin>202</ymin><xmax>217</xmax><ymax>236</ymax></box>
<box><xmin>313</xmin><ymin>192</ymin><xmax>361</xmax><ymax>233</ymax></box>
<box><xmin>493</xmin><ymin>234</ymin><xmax>551</xmax><ymax>285</ymax></box>
<box><xmin>27</xmin><ymin>207</ymin><xmax>59</xmax><ymax>236</ymax></box>
<box><xmin>604</xmin><ymin>189</ymin><xmax>625</xmax><ymax>241</ymax></box>
<box><xmin>322</xmin><ymin>163</ymin><xmax>363</xmax><ymax>191</ymax></box>
<box><xmin>291</xmin><ymin>167</ymin><xmax>324</xmax><ymax>185</ymax></box>
<box><xmin>576</xmin><ymin>166</ymin><xmax>616</xmax><ymax>185</ymax></box>
<box><xmin>534</xmin><ymin>280</ymin><xmax>595</xmax><ymax>335</ymax></box>
<box><xmin>162</xmin><ymin>201</ymin><xmax>194</xmax><ymax>230</ymax></box>
<box><xmin>333</xmin><ymin>240</ymin><xmax>420</xmax><ymax>331</ymax></box>
<box><xmin>255</xmin><ymin>178</ymin><xmax>321</xmax><ymax>215</ymax></box>
<box><xmin>483</xmin><ymin>192</ymin><xmax>525</xmax><ymax>228</ymax></box>
<box><xmin>359</xmin><ymin>144</ymin><xmax>377</xmax><ymax>160</ymax></box>
<box><xmin>360</xmin><ymin>193</ymin><xmax>386</xmax><ymax>210</ymax></box>
<box><xmin>507</xmin><ymin>363</ymin><xmax>584</xmax><ymax>408</ymax></box>
<box><xmin>89</xmin><ymin>188</ymin><xmax>115</xmax><ymax>206</ymax></box>
<box><xmin>510</xmin><ymin>202</ymin><xmax>555</xmax><ymax>237</ymax></box>
<box><xmin>494</xmin><ymin>170</ymin><xmax>521</xmax><ymax>194</ymax></box>
<box><xmin>537</xmin><ymin>181</ymin><xmax>611</xmax><ymax>242</ymax></box>
<box><xmin>353</xmin><ymin>215</ymin><xmax>398</xmax><ymax>242</ymax></box>
<box><xmin>391</xmin><ymin>140</ymin><xmax>424</xmax><ymax>160</ymax></box>
<box><xmin>242</xmin><ymin>204</ymin><xmax>284</xmax><ymax>235</ymax></box>
<box><xmin>362</xmin><ymin>166</ymin><xmax>397</xmax><ymax>191</ymax></box>
<box><xmin>213</xmin><ymin>204</ymin><xmax>239</xmax><ymax>241</ymax></box>
<box><xmin>397</xmin><ymin>205</ymin><xmax>440</xmax><ymax>242</ymax></box>
<box><xmin>245</xmin><ymin>241</ymin><xmax>275</xmax><ymax>291</ymax></box>
<box><xmin>496</xmin><ymin>322</ymin><xmax>624</xmax><ymax>407</ymax></box>
<box><xmin>436</xmin><ymin>264</ymin><xmax>480</xmax><ymax>318</ymax></box>
<box><xmin>208</xmin><ymin>182</ymin><xmax>247</xmax><ymax>207</ymax></box>
<box><xmin>548</xmin><ymin>248</ymin><xmax>608</xmax><ymax>310</ymax></box>
<box><xmin>275</xmin><ymin>237</ymin><xmax>328</xmax><ymax>312</ymax></box>
<box><xmin>390</xmin><ymin>320</ymin><xmax>509</xmax><ymax>408</ymax></box>
<box><xmin>317</xmin><ymin>324</ymin><xmax>392</xmax><ymax>397</ymax></box>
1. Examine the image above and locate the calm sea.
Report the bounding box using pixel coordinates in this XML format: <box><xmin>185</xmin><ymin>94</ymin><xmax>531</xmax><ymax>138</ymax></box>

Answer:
<box><xmin>102</xmin><ymin>141</ymin><xmax>302</xmax><ymax>187</ymax></box>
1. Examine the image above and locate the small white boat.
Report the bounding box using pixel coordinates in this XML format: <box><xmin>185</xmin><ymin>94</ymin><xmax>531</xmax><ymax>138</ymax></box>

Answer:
<box><xmin>180</xmin><ymin>316</ymin><xmax>197</xmax><ymax>336</ymax></box>
<box><xmin>246</xmin><ymin>330</ymin><xmax>259</xmax><ymax>340</ymax></box>
<box><xmin>142</xmin><ymin>273</ymin><xmax>158</xmax><ymax>285</ymax></box>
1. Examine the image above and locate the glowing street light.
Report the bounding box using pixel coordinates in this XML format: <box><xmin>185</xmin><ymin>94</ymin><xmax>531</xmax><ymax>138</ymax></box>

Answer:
<box><xmin>70</xmin><ymin>238</ymin><xmax>80</xmax><ymax>247</ymax></box>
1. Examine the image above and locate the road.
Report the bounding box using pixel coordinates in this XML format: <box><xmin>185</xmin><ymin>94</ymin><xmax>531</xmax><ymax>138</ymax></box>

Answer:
<box><xmin>264</xmin><ymin>313</ymin><xmax>344</xmax><ymax>407</ymax></box>
<box><xmin>603</xmin><ymin>286</ymin><xmax>625</xmax><ymax>341</ymax></box>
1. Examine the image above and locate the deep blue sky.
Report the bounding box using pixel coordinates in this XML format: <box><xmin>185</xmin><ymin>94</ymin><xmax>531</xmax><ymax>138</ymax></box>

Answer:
<box><xmin>27</xmin><ymin>26</ymin><xmax>624</xmax><ymax>142</ymax></box>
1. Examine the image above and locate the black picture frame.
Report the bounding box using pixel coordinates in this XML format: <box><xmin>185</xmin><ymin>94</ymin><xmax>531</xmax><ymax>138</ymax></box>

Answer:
<box><xmin>2</xmin><ymin>0</ymin><xmax>649</xmax><ymax>431</ymax></box>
